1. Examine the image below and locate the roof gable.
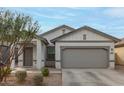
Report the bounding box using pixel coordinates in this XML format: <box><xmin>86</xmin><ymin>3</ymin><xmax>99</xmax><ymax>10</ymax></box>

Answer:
<box><xmin>51</xmin><ymin>26</ymin><xmax>120</xmax><ymax>43</ymax></box>
<box><xmin>40</xmin><ymin>25</ymin><xmax>75</xmax><ymax>36</ymax></box>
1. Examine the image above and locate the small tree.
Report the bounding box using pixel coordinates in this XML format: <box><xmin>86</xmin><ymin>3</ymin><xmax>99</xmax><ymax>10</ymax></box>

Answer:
<box><xmin>0</xmin><ymin>9</ymin><xmax>40</xmax><ymax>83</ymax></box>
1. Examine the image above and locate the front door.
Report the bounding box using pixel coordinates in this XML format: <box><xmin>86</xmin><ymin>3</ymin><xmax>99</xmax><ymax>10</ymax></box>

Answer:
<box><xmin>23</xmin><ymin>47</ymin><xmax>33</xmax><ymax>67</ymax></box>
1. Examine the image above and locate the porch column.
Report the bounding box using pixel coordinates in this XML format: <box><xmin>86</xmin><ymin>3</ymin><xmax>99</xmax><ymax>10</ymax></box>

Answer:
<box><xmin>109</xmin><ymin>61</ymin><xmax>115</xmax><ymax>69</ymax></box>
<box><xmin>36</xmin><ymin>40</ymin><xmax>44</xmax><ymax>69</ymax></box>
<box><xmin>109</xmin><ymin>45</ymin><xmax>115</xmax><ymax>69</ymax></box>
<box><xmin>18</xmin><ymin>53</ymin><xmax>23</xmax><ymax>67</ymax></box>
<box><xmin>10</xmin><ymin>59</ymin><xmax>15</xmax><ymax>69</ymax></box>
<box><xmin>55</xmin><ymin>43</ymin><xmax>61</xmax><ymax>69</ymax></box>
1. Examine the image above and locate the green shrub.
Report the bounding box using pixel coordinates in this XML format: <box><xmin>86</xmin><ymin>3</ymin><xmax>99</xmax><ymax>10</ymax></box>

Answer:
<box><xmin>0</xmin><ymin>66</ymin><xmax>12</xmax><ymax>82</ymax></box>
<box><xmin>4</xmin><ymin>67</ymin><xmax>12</xmax><ymax>75</ymax></box>
<box><xmin>0</xmin><ymin>67</ymin><xmax>12</xmax><ymax>76</ymax></box>
<box><xmin>33</xmin><ymin>74</ymin><xmax>43</xmax><ymax>85</ymax></box>
<box><xmin>41</xmin><ymin>67</ymin><xmax>49</xmax><ymax>77</ymax></box>
<box><xmin>15</xmin><ymin>70</ymin><xmax>27</xmax><ymax>82</ymax></box>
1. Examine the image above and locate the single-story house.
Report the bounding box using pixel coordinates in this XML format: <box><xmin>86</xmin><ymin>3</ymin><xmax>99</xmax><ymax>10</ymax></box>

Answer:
<box><xmin>11</xmin><ymin>25</ymin><xmax>120</xmax><ymax>69</ymax></box>
<box><xmin>115</xmin><ymin>38</ymin><xmax>124</xmax><ymax>66</ymax></box>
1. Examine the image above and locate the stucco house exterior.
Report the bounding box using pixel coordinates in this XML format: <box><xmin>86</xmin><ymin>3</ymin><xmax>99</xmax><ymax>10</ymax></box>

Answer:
<box><xmin>115</xmin><ymin>38</ymin><xmax>124</xmax><ymax>66</ymax></box>
<box><xmin>11</xmin><ymin>25</ymin><xmax>120</xmax><ymax>69</ymax></box>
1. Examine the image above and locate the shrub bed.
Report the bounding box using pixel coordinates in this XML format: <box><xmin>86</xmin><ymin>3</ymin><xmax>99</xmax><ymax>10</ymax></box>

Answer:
<box><xmin>15</xmin><ymin>69</ymin><xmax>27</xmax><ymax>83</ymax></box>
<box><xmin>33</xmin><ymin>74</ymin><xmax>43</xmax><ymax>85</ymax></box>
<box><xmin>41</xmin><ymin>67</ymin><xmax>49</xmax><ymax>77</ymax></box>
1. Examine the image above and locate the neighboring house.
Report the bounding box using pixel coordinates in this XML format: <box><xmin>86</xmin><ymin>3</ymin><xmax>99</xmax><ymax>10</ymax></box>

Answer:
<box><xmin>115</xmin><ymin>38</ymin><xmax>124</xmax><ymax>66</ymax></box>
<box><xmin>11</xmin><ymin>25</ymin><xmax>120</xmax><ymax>69</ymax></box>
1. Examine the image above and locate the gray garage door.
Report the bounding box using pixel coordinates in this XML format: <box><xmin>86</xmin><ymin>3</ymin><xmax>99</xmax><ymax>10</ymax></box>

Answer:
<box><xmin>62</xmin><ymin>48</ymin><xmax>108</xmax><ymax>68</ymax></box>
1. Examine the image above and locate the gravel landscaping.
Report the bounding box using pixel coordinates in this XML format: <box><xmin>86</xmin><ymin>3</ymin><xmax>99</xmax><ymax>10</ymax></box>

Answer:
<box><xmin>0</xmin><ymin>71</ymin><xmax>62</xmax><ymax>86</ymax></box>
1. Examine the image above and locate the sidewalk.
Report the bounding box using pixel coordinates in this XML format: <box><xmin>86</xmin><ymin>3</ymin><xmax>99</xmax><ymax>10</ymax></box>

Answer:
<box><xmin>11</xmin><ymin>67</ymin><xmax>61</xmax><ymax>74</ymax></box>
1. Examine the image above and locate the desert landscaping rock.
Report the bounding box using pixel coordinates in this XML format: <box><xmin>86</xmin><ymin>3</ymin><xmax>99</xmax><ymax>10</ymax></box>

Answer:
<box><xmin>0</xmin><ymin>73</ymin><xmax>62</xmax><ymax>86</ymax></box>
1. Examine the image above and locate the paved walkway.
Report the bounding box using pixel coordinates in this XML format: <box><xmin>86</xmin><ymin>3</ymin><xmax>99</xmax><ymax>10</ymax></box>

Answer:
<box><xmin>12</xmin><ymin>68</ymin><xmax>61</xmax><ymax>74</ymax></box>
<box><xmin>62</xmin><ymin>68</ymin><xmax>124</xmax><ymax>86</ymax></box>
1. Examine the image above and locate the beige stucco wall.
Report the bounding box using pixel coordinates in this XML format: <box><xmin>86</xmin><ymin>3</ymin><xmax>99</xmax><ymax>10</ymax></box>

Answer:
<box><xmin>60</xmin><ymin>29</ymin><xmax>112</xmax><ymax>41</ymax></box>
<box><xmin>17</xmin><ymin>40</ymin><xmax>37</xmax><ymax>68</ymax></box>
<box><xmin>11</xmin><ymin>38</ymin><xmax>46</xmax><ymax>69</ymax></box>
<box><xmin>42</xmin><ymin>27</ymin><xmax>73</xmax><ymax>45</ymax></box>
<box><xmin>115</xmin><ymin>47</ymin><xmax>124</xmax><ymax>65</ymax></box>
<box><xmin>35</xmin><ymin>39</ymin><xmax>47</xmax><ymax>69</ymax></box>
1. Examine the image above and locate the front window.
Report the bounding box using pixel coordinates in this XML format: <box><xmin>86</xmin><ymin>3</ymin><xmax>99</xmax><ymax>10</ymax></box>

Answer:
<box><xmin>47</xmin><ymin>46</ymin><xmax>55</xmax><ymax>61</ymax></box>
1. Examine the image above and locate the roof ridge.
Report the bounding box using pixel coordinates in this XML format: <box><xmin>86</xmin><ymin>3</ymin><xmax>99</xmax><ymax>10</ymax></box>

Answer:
<box><xmin>40</xmin><ymin>24</ymin><xmax>75</xmax><ymax>36</ymax></box>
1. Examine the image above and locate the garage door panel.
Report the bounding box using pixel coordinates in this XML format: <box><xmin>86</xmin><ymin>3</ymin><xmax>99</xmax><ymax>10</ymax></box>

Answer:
<box><xmin>62</xmin><ymin>48</ymin><xmax>108</xmax><ymax>68</ymax></box>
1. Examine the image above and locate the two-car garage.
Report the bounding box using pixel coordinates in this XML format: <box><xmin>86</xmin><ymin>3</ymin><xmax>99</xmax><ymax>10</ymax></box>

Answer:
<box><xmin>62</xmin><ymin>48</ymin><xmax>109</xmax><ymax>68</ymax></box>
<box><xmin>51</xmin><ymin>26</ymin><xmax>119</xmax><ymax>69</ymax></box>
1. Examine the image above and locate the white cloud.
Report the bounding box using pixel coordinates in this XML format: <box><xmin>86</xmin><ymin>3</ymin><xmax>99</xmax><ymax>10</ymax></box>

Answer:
<box><xmin>40</xmin><ymin>14</ymin><xmax>67</xmax><ymax>19</ymax></box>
<box><xmin>107</xmin><ymin>26</ymin><xmax>124</xmax><ymax>30</ymax></box>
<box><xmin>11</xmin><ymin>8</ymin><xmax>77</xmax><ymax>19</ymax></box>
<box><xmin>30</xmin><ymin>11</ymin><xmax>76</xmax><ymax>19</ymax></box>
<box><xmin>89</xmin><ymin>23</ymin><xmax>106</xmax><ymax>29</ymax></box>
<box><xmin>8</xmin><ymin>8</ymin><xmax>67</xmax><ymax>19</ymax></box>
<box><xmin>104</xmin><ymin>8</ymin><xmax>124</xmax><ymax>18</ymax></box>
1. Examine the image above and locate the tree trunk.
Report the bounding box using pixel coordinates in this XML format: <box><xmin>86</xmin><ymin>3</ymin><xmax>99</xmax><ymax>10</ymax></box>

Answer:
<box><xmin>0</xmin><ymin>67</ymin><xmax>4</xmax><ymax>83</ymax></box>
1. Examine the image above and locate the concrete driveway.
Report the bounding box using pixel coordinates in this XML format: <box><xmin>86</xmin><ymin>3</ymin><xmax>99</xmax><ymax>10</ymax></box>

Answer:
<box><xmin>62</xmin><ymin>69</ymin><xmax>124</xmax><ymax>86</ymax></box>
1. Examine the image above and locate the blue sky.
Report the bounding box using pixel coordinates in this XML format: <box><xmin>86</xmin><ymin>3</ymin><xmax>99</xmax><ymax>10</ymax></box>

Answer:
<box><xmin>3</xmin><ymin>7</ymin><xmax>124</xmax><ymax>38</ymax></box>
